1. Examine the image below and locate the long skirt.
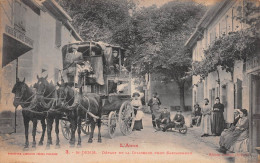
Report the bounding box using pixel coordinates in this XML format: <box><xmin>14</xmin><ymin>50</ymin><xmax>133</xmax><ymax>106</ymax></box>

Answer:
<box><xmin>133</xmin><ymin>120</ymin><xmax>143</xmax><ymax>130</ymax></box>
<box><xmin>201</xmin><ymin>114</ymin><xmax>212</xmax><ymax>135</ymax></box>
<box><xmin>219</xmin><ymin>129</ymin><xmax>244</xmax><ymax>150</ymax></box>
<box><xmin>211</xmin><ymin>112</ymin><xmax>225</xmax><ymax>135</ymax></box>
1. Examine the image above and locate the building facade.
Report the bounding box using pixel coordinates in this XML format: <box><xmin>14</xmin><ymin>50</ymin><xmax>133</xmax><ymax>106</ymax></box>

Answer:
<box><xmin>0</xmin><ymin>0</ymin><xmax>82</xmax><ymax>112</ymax></box>
<box><xmin>185</xmin><ymin>0</ymin><xmax>259</xmax><ymax>155</ymax></box>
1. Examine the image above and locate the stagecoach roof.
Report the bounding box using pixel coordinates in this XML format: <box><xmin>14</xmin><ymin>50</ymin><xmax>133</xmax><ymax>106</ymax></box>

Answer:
<box><xmin>62</xmin><ymin>41</ymin><xmax>125</xmax><ymax>51</ymax></box>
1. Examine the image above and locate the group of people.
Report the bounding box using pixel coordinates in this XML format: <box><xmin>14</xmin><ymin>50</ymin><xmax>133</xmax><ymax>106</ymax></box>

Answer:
<box><xmin>131</xmin><ymin>92</ymin><xmax>185</xmax><ymax>132</ymax></box>
<box><xmin>199</xmin><ymin>97</ymin><xmax>225</xmax><ymax>137</ymax></box>
<box><xmin>193</xmin><ymin>97</ymin><xmax>249</xmax><ymax>153</ymax></box>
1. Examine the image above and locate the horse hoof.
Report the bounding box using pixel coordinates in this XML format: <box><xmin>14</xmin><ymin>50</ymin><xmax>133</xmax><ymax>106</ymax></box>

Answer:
<box><xmin>88</xmin><ymin>139</ymin><xmax>93</xmax><ymax>143</ymax></box>
<box><xmin>69</xmin><ymin>144</ymin><xmax>75</xmax><ymax>148</ymax></box>
<box><xmin>55</xmin><ymin>144</ymin><xmax>60</xmax><ymax>149</ymax></box>
<box><xmin>32</xmin><ymin>145</ymin><xmax>36</xmax><ymax>148</ymax></box>
<box><xmin>38</xmin><ymin>141</ymin><xmax>43</xmax><ymax>146</ymax></box>
<box><xmin>23</xmin><ymin>146</ymin><xmax>29</xmax><ymax>150</ymax></box>
<box><xmin>77</xmin><ymin>144</ymin><xmax>81</xmax><ymax>148</ymax></box>
<box><xmin>46</xmin><ymin>146</ymin><xmax>50</xmax><ymax>150</ymax></box>
<box><xmin>98</xmin><ymin>139</ymin><xmax>102</xmax><ymax>143</ymax></box>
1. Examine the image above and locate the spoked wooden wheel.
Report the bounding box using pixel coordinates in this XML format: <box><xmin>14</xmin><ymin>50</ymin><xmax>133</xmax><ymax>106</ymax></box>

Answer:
<box><xmin>179</xmin><ymin>125</ymin><xmax>188</xmax><ymax>134</ymax></box>
<box><xmin>60</xmin><ymin>120</ymin><xmax>71</xmax><ymax>140</ymax></box>
<box><xmin>118</xmin><ymin>101</ymin><xmax>135</xmax><ymax>136</ymax></box>
<box><xmin>108</xmin><ymin>111</ymin><xmax>117</xmax><ymax>138</ymax></box>
<box><xmin>81</xmin><ymin>121</ymin><xmax>90</xmax><ymax>135</ymax></box>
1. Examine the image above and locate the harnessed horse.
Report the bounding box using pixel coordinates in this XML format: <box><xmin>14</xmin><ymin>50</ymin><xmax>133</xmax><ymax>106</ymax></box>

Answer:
<box><xmin>33</xmin><ymin>75</ymin><xmax>60</xmax><ymax>149</ymax></box>
<box><xmin>12</xmin><ymin>78</ymin><xmax>46</xmax><ymax>149</ymax></box>
<box><xmin>56</xmin><ymin>82</ymin><xmax>103</xmax><ymax>147</ymax></box>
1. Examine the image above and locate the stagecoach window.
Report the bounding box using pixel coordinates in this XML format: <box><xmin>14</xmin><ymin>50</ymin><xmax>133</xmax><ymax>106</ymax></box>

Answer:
<box><xmin>108</xmin><ymin>80</ymin><xmax>129</xmax><ymax>94</ymax></box>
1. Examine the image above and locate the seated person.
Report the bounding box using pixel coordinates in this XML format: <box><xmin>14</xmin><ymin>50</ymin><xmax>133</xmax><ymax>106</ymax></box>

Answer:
<box><xmin>62</xmin><ymin>44</ymin><xmax>83</xmax><ymax>86</ymax></box>
<box><xmin>162</xmin><ymin>109</ymin><xmax>185</xmax><ymax>132</ymax></box>
<box><xmin>155</xmin><ymin>107</ymin><xmax>170</xmax><ymax>130</ymax></box>
<box><xmin>219</xmin><ymin>109</ymin><xmax>249</xmax><ymax>154</ymax></box>
<box><xmin>191</xmin><ymin>103</ymin><xmax>202</xmax><ymax>127</ymax></box>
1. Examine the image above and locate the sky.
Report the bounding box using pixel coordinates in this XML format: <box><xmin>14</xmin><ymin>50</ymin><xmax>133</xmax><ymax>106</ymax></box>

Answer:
<box><xmin>136</xmin><ymin>0</ymin><xmax>219</xmax><ymax>7</ymax></box>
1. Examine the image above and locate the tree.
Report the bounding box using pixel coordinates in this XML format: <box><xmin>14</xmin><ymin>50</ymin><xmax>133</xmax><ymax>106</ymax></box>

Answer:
<box><xmin>57</xmin><ymin>0</ymin><xmax>136</xmax><ymax>43</ymax></box>
<box><xmin>191</xmin><ymin>1</ymin><xmax>260</xmax><ymax>81</ymax></box>
<box><xmin>129</xmin><ymin>1</ymin><xmax>206</xmax><ymax>110</ymax></box>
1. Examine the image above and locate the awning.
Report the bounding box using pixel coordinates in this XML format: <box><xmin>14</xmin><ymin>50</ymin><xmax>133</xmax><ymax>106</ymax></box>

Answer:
<box><xmin>2</xmin><ymin>25</ymin><xmax>33</xmax><ymax>67</ymax></box>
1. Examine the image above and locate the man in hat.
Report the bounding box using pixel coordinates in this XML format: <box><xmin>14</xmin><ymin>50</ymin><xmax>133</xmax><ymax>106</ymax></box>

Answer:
<box><xmin>156</xmin><ymin>107</ymin><xmax>170</xmax><ymax>130</ymax></box>
<box><xmin>148</xmin><ymin>92</ymin><xmax>161</xmax><ymax>128</ymax></box>
<box><xmin>62</xmin><ymin>44</ymin><xmax>84</xmax><ymax>108</ymax></box>
<box><xmin>63</xmin><ymin>44</ymin><xmax>84</xmax><ymax>85</ymax></box>
<box><xmin>162</xmin><ymin>109</ymin><xmax>185</xmax><ymax>132</ymax></box>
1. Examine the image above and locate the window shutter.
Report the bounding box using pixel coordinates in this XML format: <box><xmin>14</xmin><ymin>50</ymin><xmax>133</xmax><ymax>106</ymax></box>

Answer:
<box><xmin>55</xmin><ymin>20</ymin><xmax>62</xmax><ymax>47</ymax></box>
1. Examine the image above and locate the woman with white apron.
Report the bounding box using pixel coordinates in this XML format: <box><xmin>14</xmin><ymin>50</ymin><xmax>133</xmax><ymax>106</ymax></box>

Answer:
<box><xmin>131</xmin><ymin>92</ymin><xmax>144</xmax><ymax>131</ymax></box>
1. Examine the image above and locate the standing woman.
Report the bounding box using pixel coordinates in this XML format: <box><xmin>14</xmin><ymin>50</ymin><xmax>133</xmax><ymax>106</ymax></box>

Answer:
<box><xmin>211</xmin><ymin>97</ymin><xmax>225</xmax><ymax>136</ymax></box>
<box><xmin>201</xmin><ymin>98</ymin><xmax>212</xmax><ymax>137</ymax></box>
<box><xmin>131</xmin><ymin>92</ymin><xmax>144</xmax><ymax>131</ymax></box>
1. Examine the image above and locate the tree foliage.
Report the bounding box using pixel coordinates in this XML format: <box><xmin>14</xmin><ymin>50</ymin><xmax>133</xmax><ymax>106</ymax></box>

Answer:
<box><xmin>57</xmin><ymin>0</ymin><xmax>136</xmax><ymax>42</ymax></box>
<box><xmin>192</xmin><ymin>1</ymin><xmax>260</xmax><ymax>79</ymax></box>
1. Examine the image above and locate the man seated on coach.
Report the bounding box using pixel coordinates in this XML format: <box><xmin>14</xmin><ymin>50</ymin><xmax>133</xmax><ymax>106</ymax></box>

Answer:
<box><xmin>162</xmin><ymin>109</ymin><xmax>185</xmax><ymax>132</ymax></box>
<box><xmin>155</xmin><ymin>107</ymin><xmax>171</xmax><ymax>130</ymax></box>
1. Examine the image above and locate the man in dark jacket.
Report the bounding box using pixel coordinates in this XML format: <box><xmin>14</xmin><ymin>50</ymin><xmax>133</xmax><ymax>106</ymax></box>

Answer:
<box><xmin>191</xmin><ymin>103</ymin><xmax>202</xmax><ymax>127</ymax></box>
<box><xmin>162</xmin><ymin>110</ymin><xmax>185</xmax><ymax>132</ymax></box>
<box><xmin>156</xmin><ymin>107</ymin><xmax>170</xmax><ymax>130</ymax></box>
<box><xmin>148</xmin><ymin>92</ymin><xmax>161</xmax><ymax>128</ymax></box>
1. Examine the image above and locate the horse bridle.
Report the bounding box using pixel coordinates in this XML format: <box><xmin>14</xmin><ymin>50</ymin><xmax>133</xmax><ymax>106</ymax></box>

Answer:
<box><xmin>14</xmin><ymin>83</ymin><xmax>35</xmax><ymax>107</ymax></box>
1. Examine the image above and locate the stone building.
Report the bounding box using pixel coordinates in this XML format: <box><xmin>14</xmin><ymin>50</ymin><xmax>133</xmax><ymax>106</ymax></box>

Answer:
<box><xmin>185</xmin><ymin>0</ymin><xmax>259</xmax><ymax>155</ymax></box>
<box><xmin>0</xmin><ymin>0</ymin><xmax>82</xmax><ymax>112</ymax></box>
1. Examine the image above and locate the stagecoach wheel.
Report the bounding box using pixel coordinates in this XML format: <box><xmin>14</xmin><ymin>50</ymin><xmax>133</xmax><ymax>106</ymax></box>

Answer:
<box><xmin>119</xmin><ymin>101</ymin><xmax>135</xmax><ymax>136</ymax></box>
<box><xmin>81</xmin><ymin>121</ymin><xmax>90</xmax><ymax>135</ymax></box>
<box><xmin>108</xmin><ymin>111</ymin><xmax>117</xmax><ymax>139</ymax></box>
<box><xmin>60</xmin><ymin>120</ymin><xmax>71</xmax><ymax>140</ymax></box>
<box><xmin>179</xmin><ymin>125</ymin><xmax>188</xmax><ymax>134</ymax></box>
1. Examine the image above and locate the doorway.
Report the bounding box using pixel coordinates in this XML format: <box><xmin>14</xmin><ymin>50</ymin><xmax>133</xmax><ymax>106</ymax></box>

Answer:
<box><xmin>250</xmin><ymin>73</ymin><xmax>260</xmax><ymax>153</ymax></box>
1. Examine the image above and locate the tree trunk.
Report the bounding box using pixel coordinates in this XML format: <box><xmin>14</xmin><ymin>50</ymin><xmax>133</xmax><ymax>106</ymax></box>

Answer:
<box><xmin>178</xmin><ymin>82</ymin><xmax>185</xmax><ymax>111</ymax></box>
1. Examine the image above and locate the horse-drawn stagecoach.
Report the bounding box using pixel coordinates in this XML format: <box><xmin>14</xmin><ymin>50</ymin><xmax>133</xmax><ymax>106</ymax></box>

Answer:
<box><xmin>59</xmin><ymin>41</ymin><xmax>135</xmax><ymax>140</ymax></box>
<box><xmin>12</xmin><ymin>41</ymin><xmax>135</xmax><ymax>149</ymax></box>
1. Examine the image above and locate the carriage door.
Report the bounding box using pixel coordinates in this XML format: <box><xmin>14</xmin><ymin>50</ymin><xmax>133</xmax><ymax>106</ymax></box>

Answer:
<box><xmin>250</xmin><ymin>73</ymin><xmax>260</xmax><ymax>153</ymax></box>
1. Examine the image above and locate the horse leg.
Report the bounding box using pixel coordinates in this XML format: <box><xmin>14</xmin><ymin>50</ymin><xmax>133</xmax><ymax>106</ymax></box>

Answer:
<box><xmin>88</xmin><ymin>118</ymin><xmax>95</xmax><ymax>143</ymax></box>
<box><xmin>32</xmin><ymin>118</ymin><xmax>38</xmax><ymax>148</ymax></box>
<box><xmin>38</xmin><ymin>119</ymin><xmax>46</xmax><ymax>146</ymax></box>
<box><xmin>55</xmin><ymin>117</ymin><xmax>60</xmax><ymax>148</ymax></box>
<box><xmin>77</xmin><ymin>115</ymin><xmax>82</xmax><ymax>147</ymax></box>
<box><xmin>69</xmin><ymin>116</ymin><xmax>76</xmax><ymax>147</ymax></box>
<box><xmin>23</xmin><ymin>117</ymin><xmax>30</xmax><ymax>149</ymax></box>
<box><xmin>97</xmin><ymin>119</ymin><xmax>102</xmax><ymax>143</ymax></box>
<box><xmin>46</xmin><ymin>117</ymin><xmax>54</xmax><ymax>149</ymax></box>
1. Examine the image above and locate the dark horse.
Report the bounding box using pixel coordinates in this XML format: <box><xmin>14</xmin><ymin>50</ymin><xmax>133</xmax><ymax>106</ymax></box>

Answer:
<box><xmin>12</xmin><ymin>78</ymin><xmax>46</xmax><ymax>149</ymax></box>
<box><xmin>56</xmin><ymin>82</ymin><xmax>102</xmax><ymax>147</ymax></box>
<box><xmin>33</xmin><ymin>75</ymin><xmax>60</xmax><ymax>148</ymax></box>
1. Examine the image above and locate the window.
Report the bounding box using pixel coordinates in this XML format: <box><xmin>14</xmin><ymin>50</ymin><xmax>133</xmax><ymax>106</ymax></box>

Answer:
<box><xmin>55</xmin><ymin>20</ymin><xmax>62</xmax><ymax>47</ymax></box>
<box><xmin>209</xmin><ymin>28</ymin><xmax>216</xmax><ymax>45</ymax></box>
<box><xmin>210</xmin><ymin>88</ymin><xmax>215</xmax><ymax>107</ymax></box>
<box><xmin>14</xmin><ymin>0</ymin><xmax>26</xmax><ymax>32</ymax></box>
<box><xmin>220</xmin><ymin>17</ymin><xmax>227</xmax><ymax>36</ymax></box>
<box><xmin>54</xmin><ymin>68</ymin><xmax>60</xmax><ymax>83</ymax></box>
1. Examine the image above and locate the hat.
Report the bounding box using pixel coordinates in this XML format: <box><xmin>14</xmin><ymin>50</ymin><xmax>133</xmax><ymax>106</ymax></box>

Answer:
<box><xmin>177</xmin><ymin>109</ymin><xmax>182</xmax><ymax>112</ymax></box>
<box><xmin>71</xmin><ymin>44</ymin><xmax>78</xmax><ymax>50</ymax></box>
<box><xmin>204</xmin><ymin>98</ymin><xmax>209</xmax><ymax>102</ymax></box>
<box><xmin>132</xmin><ymin>92</ymin><xmax>140</xmax><ymax>97</ymax></box>
<box><xmin>240</xmin><ymin>109</ymin><xmax>248</xmax><ymax>116</ymax></box>
<box><xmin>164</xmin><ymin>107</ymin><xmax>168</xmax><ymax>109</ymax></box>
<box><xmin>153</xmin><ymin>92</ymin><xmax>158</xmax><ymax>95</ymax></box>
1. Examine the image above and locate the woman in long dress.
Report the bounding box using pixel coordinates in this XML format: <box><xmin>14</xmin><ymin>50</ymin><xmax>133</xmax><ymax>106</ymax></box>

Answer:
<box><xmin>131</xmin><ymin>92</ymin><xmax>143</xmax><ymax>131</ymax></box>
<box><xmin>201</xmin><ymin>98</ymin><xmax>212</xmax><ymax>137</ymax></box>
<box><xmin>211</xmin><ymin>97</ymin><xmax>225</xmax><ymax>136</ymax></box>
<box><xmin>219</xmin><ymin>109</ymin><xmax>249</xmax><ymax>153</ymax></box>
